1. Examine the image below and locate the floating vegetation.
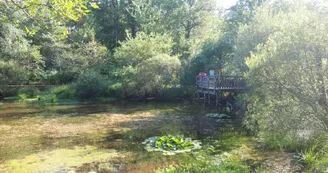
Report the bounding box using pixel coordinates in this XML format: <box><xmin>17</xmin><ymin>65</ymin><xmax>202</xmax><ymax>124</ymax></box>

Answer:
<box><xmin>206</xmin><ymin>113</ymin><xmax>232</xmax><ymax>123</ymax></box>
<box><xmin>0</xmin><ymin>146</ymin><xmax>123</xmax><ymax>173</ymax></box>
<box><xmin>142</xmin><ymin>135</ymin><xmax>202</xmax><ymax>155</ymax></box>
<box><xmin>206</xmin><ymin>113</ymin><xmax>230</xmax><ymax>119</ymax></box>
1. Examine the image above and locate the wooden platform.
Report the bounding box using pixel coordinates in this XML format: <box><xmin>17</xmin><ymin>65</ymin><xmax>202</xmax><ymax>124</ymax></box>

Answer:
<box><xmin>196</xmin><ymin>75</ymin><xmax>246</xmax><ymax>105</ymax></box>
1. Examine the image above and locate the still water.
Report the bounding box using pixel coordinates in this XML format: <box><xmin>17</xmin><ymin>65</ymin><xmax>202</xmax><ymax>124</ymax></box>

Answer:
<box><xmin>0</xmin><ymin>100</ymin><xmax>266</xmax><ymax>173</ymax></box>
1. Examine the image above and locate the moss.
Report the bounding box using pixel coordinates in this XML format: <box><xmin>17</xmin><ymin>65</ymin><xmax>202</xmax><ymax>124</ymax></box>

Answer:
<box><xmin>156</xmin><ymin>161</ymin><xmax>250</xmax><ymax>173</ymax></box>
<box><xmin>0</xmin><ymin>146</ymin><xmax>121</xmax><ymax>173</ymax></box>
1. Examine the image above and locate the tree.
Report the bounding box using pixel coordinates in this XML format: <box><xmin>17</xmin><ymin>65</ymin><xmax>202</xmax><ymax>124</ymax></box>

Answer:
<box><xmin>0</xmin><ymin>0</ymin><xmax>95</xmax><ymax>25</ymax></box>
<box><xmin>131</xmin><ymin>0</ymin><xmax>221</xmax><ymax>57</ymax></box>
<box><xmin>92</xmin><ymin>0</ymin><xmax>137</xmax><ymax>51</ymax></box>
<box><xmin>238</xmin><ymin>0</ymin><xmax>328</xmax><ymax>146</ymax></box>
<box><xmin>114</xmin><ymin>32</ymin><xmax>173</xmax><ymax>67</ymax></box>
<box><xmin>113</xmin><ymin>32</ymin><xmax>181</xmax><ymax>97</ymax></box>
<box><xmin>136</xmin><ymin>54</ymin><xmax>181</xmax><ymax>96</ymax></box>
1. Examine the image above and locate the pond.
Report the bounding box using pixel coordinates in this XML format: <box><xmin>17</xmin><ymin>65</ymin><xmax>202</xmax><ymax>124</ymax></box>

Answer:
<box><xmin>0</xmin><ymin>100</ymin><xmax>299</xmax><ymax>172</ymax></box>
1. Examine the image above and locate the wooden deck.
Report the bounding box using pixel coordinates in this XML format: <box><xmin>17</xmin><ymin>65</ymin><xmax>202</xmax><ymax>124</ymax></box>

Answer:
<box><xmin>196</xmin><ymin>75</ymin><xmax>246</xmax><ymax>105</ymax></box>
<box><xmin>196</xmin><ymin>75</ymin><xmax>246</xmax><ymax>90</ymax></box>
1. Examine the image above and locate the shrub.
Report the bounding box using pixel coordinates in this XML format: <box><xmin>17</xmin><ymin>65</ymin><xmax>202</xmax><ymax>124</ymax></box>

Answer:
<box><xmin>75</xmin><ymin>71</ymin><xmax>108</xmax><ymax>99</ymax></box>
<box><xmin>0</xmin><ymin>62</ymin><xmax>28</xmax><ymax>97</ymax></box>
<box><xmin>51</xmin><ymin>85</ymin><xmax>75</xmax><ymax>100</ymax></box>
<box><xmin>311</xmin><ymin>153</ymin><xmax>328</xmax><ymax>172</ymax></box>
<box><xmin>134</xmin><ymin>54</ymin><xmax>181</xmax><ymax>97</ymax></box>
<box><xmin>308</xmin><ymin>134</ymin><xmax>328</xmax><ymax>171</ymax></box>
<box><xmin>0</xmin><ymin>61</ymin><xmax>28</xmax><ymax>85</ymax></box>
<box><xmin>18</xmin><ymin>88</ymin><xmax>40</xmax><ymax>98</ymax></box>
<box><xmin>297</xmin><ymin>144</ymin><xmax>319</xmax><ymax>166</ymax></box>
<box><xmin>113</xmin><ymin>32</ymin><xmax>177</xmax><ymax>98</ymax></box>
<box><xmin>161</xmin><ymin>86</ymin><xmax>195</xmax><ymax>98</ymax></box>
<box><xmin>45</xmin><ymin>71</ymin><xmax>79</xmax><ymax>85</ymax></box>
<box><xmin>261</xmin><ymin>133</ymin><xmax>301</xmax><ymax>151</ymax></box>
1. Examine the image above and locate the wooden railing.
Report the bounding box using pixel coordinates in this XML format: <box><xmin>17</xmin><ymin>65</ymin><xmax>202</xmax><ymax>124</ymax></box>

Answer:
<box><xmin>196</xmin><ymin>75</ymin><xmax>246</xmax><ymax>90</ymax></box>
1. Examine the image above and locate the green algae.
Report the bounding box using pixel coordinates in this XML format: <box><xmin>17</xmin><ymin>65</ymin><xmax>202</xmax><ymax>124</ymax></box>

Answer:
<box><xmin>0</xmin><ymin>146</ymin><xmax>121</xmax><ymax>173</ymax></box>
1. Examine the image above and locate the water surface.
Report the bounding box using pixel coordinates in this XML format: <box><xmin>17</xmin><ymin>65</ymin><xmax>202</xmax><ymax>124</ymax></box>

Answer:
<box><xmin>0</xmin><ymin>100</ymin><xmax>295</xmax><ymax>172</ymax></box>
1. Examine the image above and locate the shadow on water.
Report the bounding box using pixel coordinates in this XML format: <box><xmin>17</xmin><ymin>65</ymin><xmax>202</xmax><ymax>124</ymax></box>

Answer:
<box><xmin>0</xmin><ymin>100</ymin><xmax>196</xmax><ymax>118</ymax></box>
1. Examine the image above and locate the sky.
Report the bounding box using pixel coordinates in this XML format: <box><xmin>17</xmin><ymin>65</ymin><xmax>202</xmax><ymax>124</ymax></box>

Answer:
<box><xmin>216</xmin><ymin>0</ymin><xmax>239</xmax><ymax>9</ymax></box>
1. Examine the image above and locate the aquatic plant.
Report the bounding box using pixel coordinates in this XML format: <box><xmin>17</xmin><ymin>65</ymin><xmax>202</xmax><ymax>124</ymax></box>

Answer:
<box><xmin>143</xmin><ymin>135</ymin><xmax>201</xmax><ymax>155</ymax></box>
<box><xmin>206</xmin><ymin>113</ymin><xmax>230</xmax><ymax>119</ymax></box>
<box><xmin>153</xmin><ymin>135</ymin><xmax>193</xmax><ymax>151</ymax></box>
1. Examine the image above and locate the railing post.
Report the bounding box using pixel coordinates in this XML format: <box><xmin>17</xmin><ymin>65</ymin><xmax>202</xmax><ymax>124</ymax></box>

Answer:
<box><xmin>233</xmin><ymin>76</ymin><xmax>236</xmax><ymax>89</ymax></box>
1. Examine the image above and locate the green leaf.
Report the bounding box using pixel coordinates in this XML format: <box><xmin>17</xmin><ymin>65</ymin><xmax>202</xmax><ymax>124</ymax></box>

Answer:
<box><xmin>24</xmin><ymin>26</ymin><xmax>29</xmax><ymax>34</ymax></box>
<box><xmin>172</xmin><ymin>138</ymin><xmax>180</xmax><ymax>144</ymax></box>
<box><xmin>89</xmin><ymin>2</ymin><xmax>99</xmax><ymax>9</ymax></box>
<box><xmin>81</xmin><ymin>5</ymin><xmax>88</xmax><ymax>9</ymax></box>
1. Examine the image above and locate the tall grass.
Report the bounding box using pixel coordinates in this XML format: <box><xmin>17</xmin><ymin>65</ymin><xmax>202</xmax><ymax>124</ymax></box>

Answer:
<box><xmin>297</xmin><ymin>143</ymin><xmax>319</xmax><ymax>166</ymax></box>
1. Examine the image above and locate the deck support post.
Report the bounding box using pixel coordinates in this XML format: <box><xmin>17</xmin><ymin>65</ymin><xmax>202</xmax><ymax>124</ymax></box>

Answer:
<box><xmin>204</xmin><ymin>92</ymin><xmax>206</xmax><ymax>104</ymax></box>
<box><xmin>197</xmin><ymin>89</ymin><xmax>200</xmax><ymax>99</ymax></box>
<box><xmin>216</xmin><ymin>91</ymin><xmax>218</xmax><ymax>107</ymax></box>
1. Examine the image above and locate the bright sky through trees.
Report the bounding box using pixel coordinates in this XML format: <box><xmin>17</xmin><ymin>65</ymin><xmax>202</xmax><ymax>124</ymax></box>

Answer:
<box><xmin>217</xmin><ymin>0</ymin><xmax>238</xmax><ymax>9</ymax></box>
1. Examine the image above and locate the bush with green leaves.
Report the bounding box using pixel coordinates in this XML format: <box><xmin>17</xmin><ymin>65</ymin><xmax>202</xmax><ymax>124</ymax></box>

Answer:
<box><xmin>161</xmin><ymin>86</ymin><xmax>196</xmax><ymax>98</ymax></box>
<box><xmin>0</xmin><ymin>62</ymin><xmax>27</xmax><ymax>86</ymax></box>
<box><xmin>135</xmin><ymin>54</ymin><xmax>181</xmax><ymax>97</ymax></box>
<box><xmin>112</xmin><ymin>32</ymin><xmax>181</xmax><ymax>98</ymax></box>
<box><xmin>75</xmin><ymin>71</ymin><xmax>109</xmax><ymax>99</ymax></box>
<box><xmin>51</xmin><ymin>85</ymin><xmax>75</xmax><ymax>100</ymax></box>
<box><xmin>311</xmin><ymin>155</ymin><xmax>328</xmax><ymax>172</ymax></box>
<box><xmin>18</xmin><ymin>88</ymin><xmax>40</xmax><ymax>98</ymax></box>
<box><xmin>114</xmin><ymin>32</ymin><xmax>173</xmax><ymax>67</ymax></box>
<box><xmin>306</xmin><ymin>134</ymin><xmax>328</xmax><ymax>171</ymax></box>
<box><xmin>297</xmin><ymin>144</ymin><xmax>319</xmax><ymax>167</ymax></box>
<box><xmin>238</xmin><ymin>1</ymin><xmax>328</xmax><ymax>149</ymax></box>
<box><xmin>45</xmin><ymin>71</ymin><xmax>79</xmax><ymax>85</ymax></box>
